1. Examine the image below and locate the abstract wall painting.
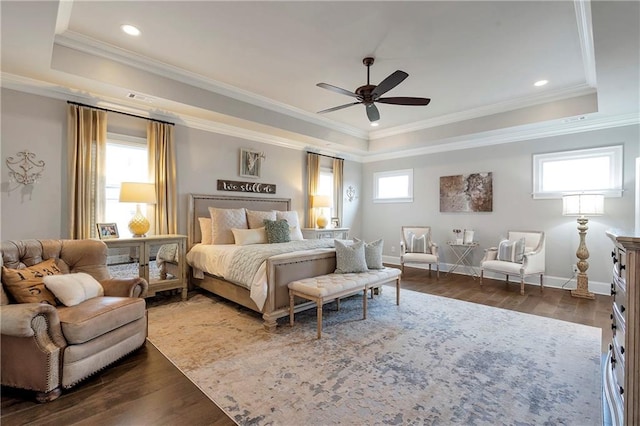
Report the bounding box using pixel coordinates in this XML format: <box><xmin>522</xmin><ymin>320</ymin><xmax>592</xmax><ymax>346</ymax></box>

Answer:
<box><xmin>440</xmin><ymin>172</ymin><xmax>493</xmax><ymax>212</ymax></box>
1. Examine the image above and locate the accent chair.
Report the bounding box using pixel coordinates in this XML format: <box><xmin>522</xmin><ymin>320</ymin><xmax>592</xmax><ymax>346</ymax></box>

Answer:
<box><xmin>400</xmin><ymin>226</ymin><xmax>439</xmax><ymax>277</ymax></box>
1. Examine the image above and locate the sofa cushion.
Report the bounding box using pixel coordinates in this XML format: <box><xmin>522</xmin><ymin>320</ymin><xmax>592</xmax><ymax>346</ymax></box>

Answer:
<box><xmin>1</xmin><ymin>258</ymin><xmax>62</xmax><ymax>305</ymax></box>
<box><xmin>56</xmin><ymin>296</ymin><xmax>146</xmax><ymax>344</ymax></box>
<box><xmin>44</xmin><ymin>273</ymin><xmax>104</xmax><ymax>307</ymax></box>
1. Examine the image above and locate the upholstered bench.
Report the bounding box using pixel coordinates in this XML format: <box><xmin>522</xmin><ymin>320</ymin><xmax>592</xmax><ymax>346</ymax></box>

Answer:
<box><xmin>288</xmin><ymin>267</ymin><xmax>401</xmax><ymax>338</ymax></box>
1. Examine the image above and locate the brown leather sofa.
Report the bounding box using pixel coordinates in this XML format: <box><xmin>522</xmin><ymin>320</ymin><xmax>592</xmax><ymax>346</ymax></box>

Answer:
<box><xmin>0</xmin><ymin>239</ymin><xmax>148</xmax><ymax>402</ymax></box>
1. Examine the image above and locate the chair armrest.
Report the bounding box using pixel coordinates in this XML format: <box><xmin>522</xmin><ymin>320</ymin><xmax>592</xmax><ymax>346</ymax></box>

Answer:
<box><xmin>101</xmin><ymin>277</ymin><xmax>148</xmax><ymax>298</ymax></box>
<box><xmin>430</xmin><ymin>243</ymin><xmax>439</xmax><ymax>256</ymax></box>
<box><xmin>400</xmin><ymin>241</ymin><xmax>406</xmax><ymax>255</ymax></box>
<box><xmin>522</xmin><ymin>250</ymin><xmax>545</xmax><ymax>273</ymax></box>
<box><xmin>0</xmin><ymin>303</ymin><xmax>66</xmax><ymax>346</ymax></box>
<box><xmin>481</xmin><ymin>247</ymin><xmax>498</xmax><ymax>262</ymax></box>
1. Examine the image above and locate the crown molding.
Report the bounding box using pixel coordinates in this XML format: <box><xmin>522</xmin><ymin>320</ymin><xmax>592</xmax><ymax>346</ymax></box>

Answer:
<box><xmin>53</xmin><ymin>31</ymin><xmax>368</xmax><ymax>140</ymax></box>
<box><xmin>574</xmin><ymin>0</ymin><xmax>597</xmax><ymax>87</ymax></box>
<box><xmin>362</xmin><ymin>112</ymin><xmax>640</xmax><ymax>163</ymax></box>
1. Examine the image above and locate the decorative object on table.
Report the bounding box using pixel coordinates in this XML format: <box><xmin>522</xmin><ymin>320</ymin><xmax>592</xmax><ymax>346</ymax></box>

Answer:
<box><xmin>239</xmin><ymin>148</ymin><xmax>265</xmax><ymax>178</ymax></box>
<box><xmin>346</xmin><ymin>185</ymin><xmax>357</xmax><ymax>202</ymax></box>
<box><xmin>463</xmin><ymin>229</ymin><xmax>475</xmax><ymax>244</ymax></box>
<box><xmin>119</xmin><ymin>182</ymin><xmax>157</xmax><ymax>237</ymax></box>
<box><xmin>452</xmin><ymin>229</ymin><xmax>463</xmax><ymax>244</ymax></box>
<box><xmin>312</xmin><ymin>195</ymin><xmax>332</xmax><ymax>229</ymax></box>
<box><xmin>217</xmin><ymin>179</ymin><xmax>276</xmax><ymax>194</ymax></box>
<box><xmin>331</xmin><ymin>217</ymin><xmax>340</xmax><ymax>228</ymax></box>
<box><xmin>562</xmin><ymin>193</ymin><xmax>604</xmax><ymax>299</ymax></box>
<box><xmin>96</xmin><ymin>223</ymin><xmax>119</xmax><ymax>239</ymax></box>
<box><xmin>5</xmin><ymin>150</ymin><xmax>45</xmax><ymax>185</ymax></box>
<box><xmin>440</xmin><ymin>172</ymin><xmax>493</xmax><ymax>212</ymax></box>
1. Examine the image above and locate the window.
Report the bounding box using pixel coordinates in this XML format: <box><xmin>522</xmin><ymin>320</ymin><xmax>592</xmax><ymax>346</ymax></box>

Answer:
<box><xmin>373</xmin><ymin>169</ymin><xmax>413</xmax><ymax>203</ymax></box>
<box><xmin>317</xmin><ymin>168</ymin><xmax>334</xmax><ymax>216</ymax></box>
<box><xmin>105</xmin><ymin>133</ymin><xmax>148</xmax><ymax>235</ymax></box>
<box><xmin>532</xmin><ymin>145</ymin><xmax>623</xmax><ymax>199</ymax></box>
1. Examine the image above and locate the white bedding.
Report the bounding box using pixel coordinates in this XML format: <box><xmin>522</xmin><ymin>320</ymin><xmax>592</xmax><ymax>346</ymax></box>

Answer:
<box><xmin>186</xmin><ymin>240</ymin><xmax>335</xmax><ymax>310</ymax></box>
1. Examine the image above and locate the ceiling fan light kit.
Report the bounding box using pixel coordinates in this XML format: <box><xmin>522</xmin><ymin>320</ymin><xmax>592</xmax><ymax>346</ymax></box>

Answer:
<box><xmin>317</xmin><ymin>57</ymin><xmax>431</xmax><ymax>123</ymax></box>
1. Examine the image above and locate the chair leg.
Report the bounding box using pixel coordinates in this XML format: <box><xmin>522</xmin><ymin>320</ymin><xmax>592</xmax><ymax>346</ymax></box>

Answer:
<box><xmin>428</xmin><ymin>264</ymin><xmax>432</xmax><ymax>277</ymax></box>
<box><xmin>289</xmin><ymin>291</ymin><xmax>295</xmax><ymax>327</ymax></box>
<box><xmin>436</xmin><ymin>263</ymin><xmax>439</xmax><ymax>279</ymax></box>
<box><xmin>480</xmin><ymin>270</ymin><xmax>483</xmax><ymax>286</ymax></box>
<box><xmin>317</xmin><ymin>300</ymin><xmax>323</xmax><ymax>339</ymax></box>
<box><xmin>540</xmin><ymin>274</ymin><xmax>544</xmax><ymax>293</ymax></box>
<box><xmin>520</xmin><ymin>278</ymin><xmax>525</xmax><ymax>295</ymax></box>
<box><xmin>36</xmin><ymin>388</ymin><xmax>61</xmax><ymax>403</ymax></box>
<box><xmin>363</xmin><ymin>289</ymin><xmax>367</xmax><ymax>320</ymax></box>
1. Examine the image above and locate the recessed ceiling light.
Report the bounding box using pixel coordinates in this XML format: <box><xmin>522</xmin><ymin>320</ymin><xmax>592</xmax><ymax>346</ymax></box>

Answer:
<box><xmin>371</xmin><ymin>121</ymin><xmax>379</xmax><ymax>127</ymax></box>
<box><xmin>534</xmin><ymin>80</ymin><xmax>548</xmax><ymax>87</ymax></box>
<box><xmin>121</xmin><ymin>24</ymin><xmax>141</xmax><ymax>36</ymax></box>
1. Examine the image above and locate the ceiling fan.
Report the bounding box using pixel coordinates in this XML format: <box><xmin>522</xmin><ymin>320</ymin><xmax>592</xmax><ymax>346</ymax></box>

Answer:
<box><xmin>316</xmin><ymin>57</ymin><xmax>431</xmax><ymax>123</ymax></box>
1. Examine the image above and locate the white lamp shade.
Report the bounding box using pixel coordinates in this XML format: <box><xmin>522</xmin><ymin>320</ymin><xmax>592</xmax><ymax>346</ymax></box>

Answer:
<box><xmin>312</xmin><ymin>195</ymin><xmax>332</xmax><ymax>208</ymax></box>
<box><xmin>119</xmin><ymin>182</ymin><xmax>157</xmax><ymax>204</ymax></box>
<box><xmin>562</xmin><ymin>194</ymin><xmax>604</xmax><ymax>216</ymax></box>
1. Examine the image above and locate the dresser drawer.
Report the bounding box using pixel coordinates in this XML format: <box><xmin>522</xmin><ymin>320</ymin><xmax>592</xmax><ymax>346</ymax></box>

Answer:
<box><xmin>611</xmin><ymin>247</ymin><xmax>626</xmax><ymax>281</ymax></box>
<box><xmin>612</xmin><ymin>273</ymin><xmax>627</xmax><ymax>311</ymax></box>
<box><xmin>611</xmin><ymin>342</ymin><xmax>625</xmax><ymax>402</ymax></box>
<box><xmin>604</xmin><ymin>350</ymin><xmax>625</xmax><ymax>426</ymax></box>
<box><xmin>612</xmin><ymin>302</ymin><xmax>626</xmax><ymax>345</ymax></box>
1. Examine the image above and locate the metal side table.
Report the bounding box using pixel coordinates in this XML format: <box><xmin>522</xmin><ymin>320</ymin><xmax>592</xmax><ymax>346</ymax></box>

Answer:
<box><xmin>446</xmin><ymin>241</ymin><xmax>480</xmax><ymax>279</ymax></box>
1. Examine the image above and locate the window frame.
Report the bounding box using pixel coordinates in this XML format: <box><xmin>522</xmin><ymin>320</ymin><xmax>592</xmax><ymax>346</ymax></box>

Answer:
<box><xmin>532</xmin><ymin>145</ymin><xmax>623</xmax><ymax>199</ymax></box>
<box><xmin>373</xmin><ymin>169</ymin><xmax>414</xmax><ymax>203</ymax></box>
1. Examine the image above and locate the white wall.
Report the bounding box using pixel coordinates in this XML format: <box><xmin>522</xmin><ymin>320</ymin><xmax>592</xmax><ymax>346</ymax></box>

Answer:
<box><xmin>361</xmin><ymin>124</ymin><xmax>639</xmax><ymax>294</ymax></box>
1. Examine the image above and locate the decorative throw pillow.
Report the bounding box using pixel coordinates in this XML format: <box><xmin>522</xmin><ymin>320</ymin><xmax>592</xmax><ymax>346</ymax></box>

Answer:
<box><xmin>498</xmin><ymin>238</ymin><xmax>526</xmax><ymax>263</ymax></box>
<box><xmin>353</xmin><ymin>237</ymin><xmax>384</xmax><ymax>269</ymax></box>
<box><xmin>335</xmin><ymin>239</ymin><xmax>369</xmax><ymax>274</ymax></box>
<box><xmin>246</xmin><ymin>210</ymin><xmax>276</xmax><ymax>229</ymax></box>
<box><xmin>44</xmin><ymin>273</ymin><xmax>104</xmax><ymax>307</ymax></box>
<box><xmin>1</xmin><ymin>258</ymin><xmax>62</xmax><ymax>305</ymax></box>
<box><xmin>263</xmin><ymin>219</ymin><xmax>291</xmax><ymax>244</ymax></box>
<box><xmin>405</xmin><ymin>231</ymin><xmax>428</xmax><ymax>253</ymax></box>
<box><xmin>276</xmin><ymin>211</ymin><xmax>304</xmax><ymax>241</ymax></box>
<box><xmin>209</xmin><ymin>207</ymin><xmax>248</xmax><ymax>244</ymax></box>
<box><xmin>232</xmin><ymin>227</ymin><xmax>268</xmax><ymax>245</ymax></box>
<box><xmin>199</xmin><ymin>217</ymin><xmax>212</xmax><ymax>245</ymax></box>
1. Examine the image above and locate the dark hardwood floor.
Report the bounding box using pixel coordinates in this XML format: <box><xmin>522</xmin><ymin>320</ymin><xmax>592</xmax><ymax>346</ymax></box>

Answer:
<box><xmin>1</xmin><ymin>269</ymin><xmax>611</xmax><ymax>425</ymax></box>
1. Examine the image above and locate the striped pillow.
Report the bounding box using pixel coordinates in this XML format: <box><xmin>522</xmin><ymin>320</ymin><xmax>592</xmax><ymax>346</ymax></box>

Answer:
<box><xmin>406</xmin><ymin>232</ymin><xmax>428</xmax><ymax>253</ymax></box>
<box><xmin>498</xmin><ymin>238</ymin><xmax>526</xmax><ymax>263</ymax></box>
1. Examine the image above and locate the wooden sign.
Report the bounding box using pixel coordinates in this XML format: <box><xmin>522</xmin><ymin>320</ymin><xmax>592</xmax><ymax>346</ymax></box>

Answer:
<box><xmin>217</xmin><ymin>179</ymin><xmax>276</xmax><ymax>194</ymax></box>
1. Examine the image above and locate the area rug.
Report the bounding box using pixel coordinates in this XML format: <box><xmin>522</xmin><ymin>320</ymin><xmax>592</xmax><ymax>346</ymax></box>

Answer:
<box><xmin>147</xmin><ymin>289</ymin><xmax>602</xmax><ymax>425</ymax></box>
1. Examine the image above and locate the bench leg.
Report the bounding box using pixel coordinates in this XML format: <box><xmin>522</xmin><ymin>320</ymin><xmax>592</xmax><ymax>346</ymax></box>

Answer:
<box><xmin>336</xmin><ymin>298</ymin><xmax>340</xmax><ymax>311</ymax></box>
<box><xmin>396</xmin><ymin>278</ymin><xmax>400</xmax><ymax>305</ymax></box>
<box><xmin>317</xmin><ymin>300</ymin><xmax>323</xmax><ymax>339</ymax></box>
<box><xmin>363</xmin><ymin>288</ymin><xmax>367</xmax><ymax>320</ymax></box>
<box><xmin>289</xmin><ymin>290</ymin><xmax>294</xmax><ymax>326</ymax></box>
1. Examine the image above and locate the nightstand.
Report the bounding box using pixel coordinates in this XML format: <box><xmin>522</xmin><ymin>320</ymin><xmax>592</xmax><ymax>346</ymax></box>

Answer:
<box><xmin>301</xmin><ymin>228</ymin><xmax>350</xmax><ymax>240</ymax></box>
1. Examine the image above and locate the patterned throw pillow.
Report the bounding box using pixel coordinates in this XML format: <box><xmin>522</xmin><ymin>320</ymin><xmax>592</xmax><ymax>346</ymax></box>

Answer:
<box><xmin>2</xmin><ymin>258</ymin><xmax>62</xmax><ymax>305</ymax></box>
<box><xmin>209</xmin><ymin>207</ymin><xmax>248</xmax><ymax>244</ymax></box>
<box><xmin>335</xmin><ymin>239</ymin><xmax>369</xmax><ymax>274</ymax></box>
<box><xmin>498</xmin><ymin>238</ymin><xmax>526</xmax><ymax>263</ymax></box>
<box><xmin>246</xmin><ymin>210</ymin><xmax>276</xmax><ymax>229</ymax></box>
<box><xmin>263</xmin><ymin>219</ymin><xmax>291</xmax><ymax>244</ymax></box>
<box><xmin>353</xmin><ymin>237</ymin><xmax>384</xmax><ymax>269</ymax></box>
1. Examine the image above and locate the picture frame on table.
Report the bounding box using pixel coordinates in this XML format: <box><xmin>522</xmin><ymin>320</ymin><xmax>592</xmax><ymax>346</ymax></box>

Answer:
<box><xmin>96</xmin><ymin>223</ymin><xmax>119</xmax><ymax>239</ymax></box>
<box><xmin>331</xmin><ymin>217</ymin><xmax>340</xmax><ymax>228</ymax></box>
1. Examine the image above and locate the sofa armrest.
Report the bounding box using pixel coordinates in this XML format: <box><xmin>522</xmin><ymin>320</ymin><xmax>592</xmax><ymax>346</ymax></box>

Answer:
<box><xmin>101</xmin><ymin>277</ymin><xmax>148</xmax><ymax>298</ymax></box>
<box><xmin>1</xmin><ymin>303</ymin><xmax>66</xmax><ymax>346</ymax></box>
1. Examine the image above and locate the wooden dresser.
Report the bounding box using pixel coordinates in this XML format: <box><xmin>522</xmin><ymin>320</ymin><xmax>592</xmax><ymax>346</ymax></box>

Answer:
<box><xmin>605</xmin><ymin>230</ymin><xmax>640</xmax><ymax>425</ymax></box>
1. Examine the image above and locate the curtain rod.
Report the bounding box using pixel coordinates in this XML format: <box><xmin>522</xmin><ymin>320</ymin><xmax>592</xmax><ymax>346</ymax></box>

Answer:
<box><xmin>67</xmin><ymin>101</ymin><xmax>175</xmax><ymax>126</ymax></box>
<box><xmin>306</xmin><ymin>151</ymin><xmax>344</xmax><ymax>161</ymax></box>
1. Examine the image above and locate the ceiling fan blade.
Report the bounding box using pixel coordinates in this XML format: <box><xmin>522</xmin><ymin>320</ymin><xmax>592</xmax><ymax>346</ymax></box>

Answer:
<box><xmin>371</xmin><ymin>70</ymin><xmax>408</xmax><ymax>98</ymax></box>
<box><xmin>366</xmin><ymin>103</ymin><xmax>380</xmax><ymax>122</ymax></box>
<box><xmin>316</xmin><ymin>83</ymin><xmax>359</xmax><ymax>99</ymax></box>
<box><xmin>318</xmin><ymin>102</ymin><xmax>361</xmax><ymax>114</ymax></box>
<box><xmin>377</xmin><ymin>97</ymin><xmax>431</xmax><ymax>106</ymax></box>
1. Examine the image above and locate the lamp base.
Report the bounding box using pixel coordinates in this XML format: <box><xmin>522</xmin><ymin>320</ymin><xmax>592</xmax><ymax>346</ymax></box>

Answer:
<box><xmin>316</xmin><ymin>215</ymin><xmax>328</xmax><ymax>229</ymax></box>
<box><xmin>571</xmin><ymin>273</ymin><xmax>595</xmax><ymax>299</ymax></box>
<box><xmin>128</xmin><ymin>205</ymin><xmax>150</xmax><ymax>237</ymax></box>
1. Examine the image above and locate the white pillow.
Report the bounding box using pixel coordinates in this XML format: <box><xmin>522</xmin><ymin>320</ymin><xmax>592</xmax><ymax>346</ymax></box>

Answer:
<box><xmin>276</xmin><ymin>211</ymin><xmax>304</xmax><ymax>241</ymax></box>
<box><xmin>232</xmin><ymin>227</ymin><xmax>268</xmax><ymax>245</ymax></box>
<box><xmin>199</xmin><ymin>217</ymin><xmax>212</xmax><ymax>244</ymax></box>
<box><xmin>43</xmin><ymin>273</ymin><xmax>104</xmax><ymax>307</ymax></box>
<box><xmin>209</xmin><ymin>207</ymin><xmax>248</xmax><ymax>244</ymax></box>
<box><xmin>246</xmin><ymin>209</ymin><xmax>276</xmax><ymax>229</ymax></box>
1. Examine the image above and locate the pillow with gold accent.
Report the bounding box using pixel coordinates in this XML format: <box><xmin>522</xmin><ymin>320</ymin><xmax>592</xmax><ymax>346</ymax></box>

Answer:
<box><xmin>1</xmin><ymin>258</ymin><xmax>62</xmax><ymax>305</ymax></box>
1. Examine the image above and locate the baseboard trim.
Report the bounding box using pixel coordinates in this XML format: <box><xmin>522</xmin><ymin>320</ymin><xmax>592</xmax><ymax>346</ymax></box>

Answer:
<box><xmin>383</xmin><ymin>255</ymin><xmax>610</xmax><ymax>296</ymax></box>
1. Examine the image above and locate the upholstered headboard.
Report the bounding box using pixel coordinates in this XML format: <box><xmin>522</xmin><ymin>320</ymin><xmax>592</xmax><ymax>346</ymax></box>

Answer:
<box><xmin>188</xmin><ymin>194</ymin><xmax>291</xmax><ymax>249</ymax></box>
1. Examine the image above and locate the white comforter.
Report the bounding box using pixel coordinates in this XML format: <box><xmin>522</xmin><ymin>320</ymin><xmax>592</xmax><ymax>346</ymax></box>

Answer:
<box><xmin>186</xmin><ymin>240</ymin><xmax>336</xmax><ymax>310</ymax></box>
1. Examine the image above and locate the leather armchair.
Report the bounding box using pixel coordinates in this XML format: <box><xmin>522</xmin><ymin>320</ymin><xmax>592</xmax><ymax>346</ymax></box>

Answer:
<box><xmin>400</xmin><ymin>226</ymin><xmax>439</xmax><ymax>277</ymax></box>
<box><xmin>1</xmin><ymin>239</ymin><xmax>148</xmax><ymax>402</ymax></box>
<box><xmin>480</xmin><ymin>231</ymin><xmax>545</xmax><ymax>295</ymax></box>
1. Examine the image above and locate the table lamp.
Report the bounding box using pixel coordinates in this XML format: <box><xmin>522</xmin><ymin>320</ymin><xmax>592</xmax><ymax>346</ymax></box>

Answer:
<box><xmin>312</xmin><ymin>195</ymin><xmax>332</xmax><ymax>229</ymax></box>
<box><xmin>562</xmin><ymin>193</ymin><xmax>604</xmax><ymax>299</ymax></box>
<box><xmin>119</xmin><ymin>182</ymin><xmax>156</xmax><ymax>237</ymax></box>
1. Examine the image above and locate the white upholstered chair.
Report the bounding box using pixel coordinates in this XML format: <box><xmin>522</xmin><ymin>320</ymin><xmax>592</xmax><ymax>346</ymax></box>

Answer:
<box><xmin>400</xmin><ymin>226</ymin><xmax>439</xmax><ymax>277</ymax></box>
<box><xmin>480</xmin><ymin>230</ymin><xmax>545</xmax><ymax>295</ymax></box>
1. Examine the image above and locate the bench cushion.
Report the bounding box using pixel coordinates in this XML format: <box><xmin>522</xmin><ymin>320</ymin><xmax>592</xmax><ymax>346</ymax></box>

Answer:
<box><xmin>288</xmin><ymin>267</ymin><xmax>400</xmax><ymax>298</ymax></box>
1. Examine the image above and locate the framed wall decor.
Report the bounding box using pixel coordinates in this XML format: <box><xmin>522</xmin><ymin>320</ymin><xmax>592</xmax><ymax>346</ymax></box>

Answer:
<box><xmin>96</xmin><ymin>223</ymin><xmax>119</xmax><ymax>239</ymax></box>
<box><xmin>440</xmin><ymin>172</ymin><xmax>493</xmax><ymax>212</ymax></box>
<box><xmin>239</xmin><ymin>149</ymin><xmax>265</xmax><ymax>178</ymax></box>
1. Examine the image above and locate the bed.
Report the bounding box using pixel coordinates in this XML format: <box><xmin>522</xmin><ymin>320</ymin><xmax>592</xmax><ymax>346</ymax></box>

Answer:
<box><xmin>165</xmin><ymin>194</ymin><xmax>338</xmax><ymax>330</ymax></box>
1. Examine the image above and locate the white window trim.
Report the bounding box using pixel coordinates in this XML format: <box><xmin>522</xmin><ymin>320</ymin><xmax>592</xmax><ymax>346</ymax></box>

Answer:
<box><xmin>373</xmin><ymin>169</ymin><xmax>414</xmax><ymax>203</ymax></box>
<box><xmin>532</xmin><ymin>145</ymin><xmax>623</xmax><ymax>199</ymax></box>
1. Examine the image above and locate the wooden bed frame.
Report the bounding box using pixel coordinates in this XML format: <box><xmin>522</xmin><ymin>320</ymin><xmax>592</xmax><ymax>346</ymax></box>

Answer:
<box><xmin>177</xmin><ymin>194</ymin><xmax>337</xmax><ymax>330</ymax></box>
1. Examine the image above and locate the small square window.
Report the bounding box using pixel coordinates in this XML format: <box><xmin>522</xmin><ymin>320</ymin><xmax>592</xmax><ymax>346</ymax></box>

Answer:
<box><xmin>373</xmin><ymin>169</ymin><xmax>413</xmax><ymax>203</ymax></box>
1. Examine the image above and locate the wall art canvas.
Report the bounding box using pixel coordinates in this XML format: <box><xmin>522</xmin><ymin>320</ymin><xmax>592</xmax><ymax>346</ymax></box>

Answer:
<box><xmin>440</xmin><ymin>172</ymin><xmax>493</xmax><ymax>212</ymax></box>
<box><xmin>239</xmin><ymin>149</ymin><xmax>265</xmax><ymax>178</ymax></box>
